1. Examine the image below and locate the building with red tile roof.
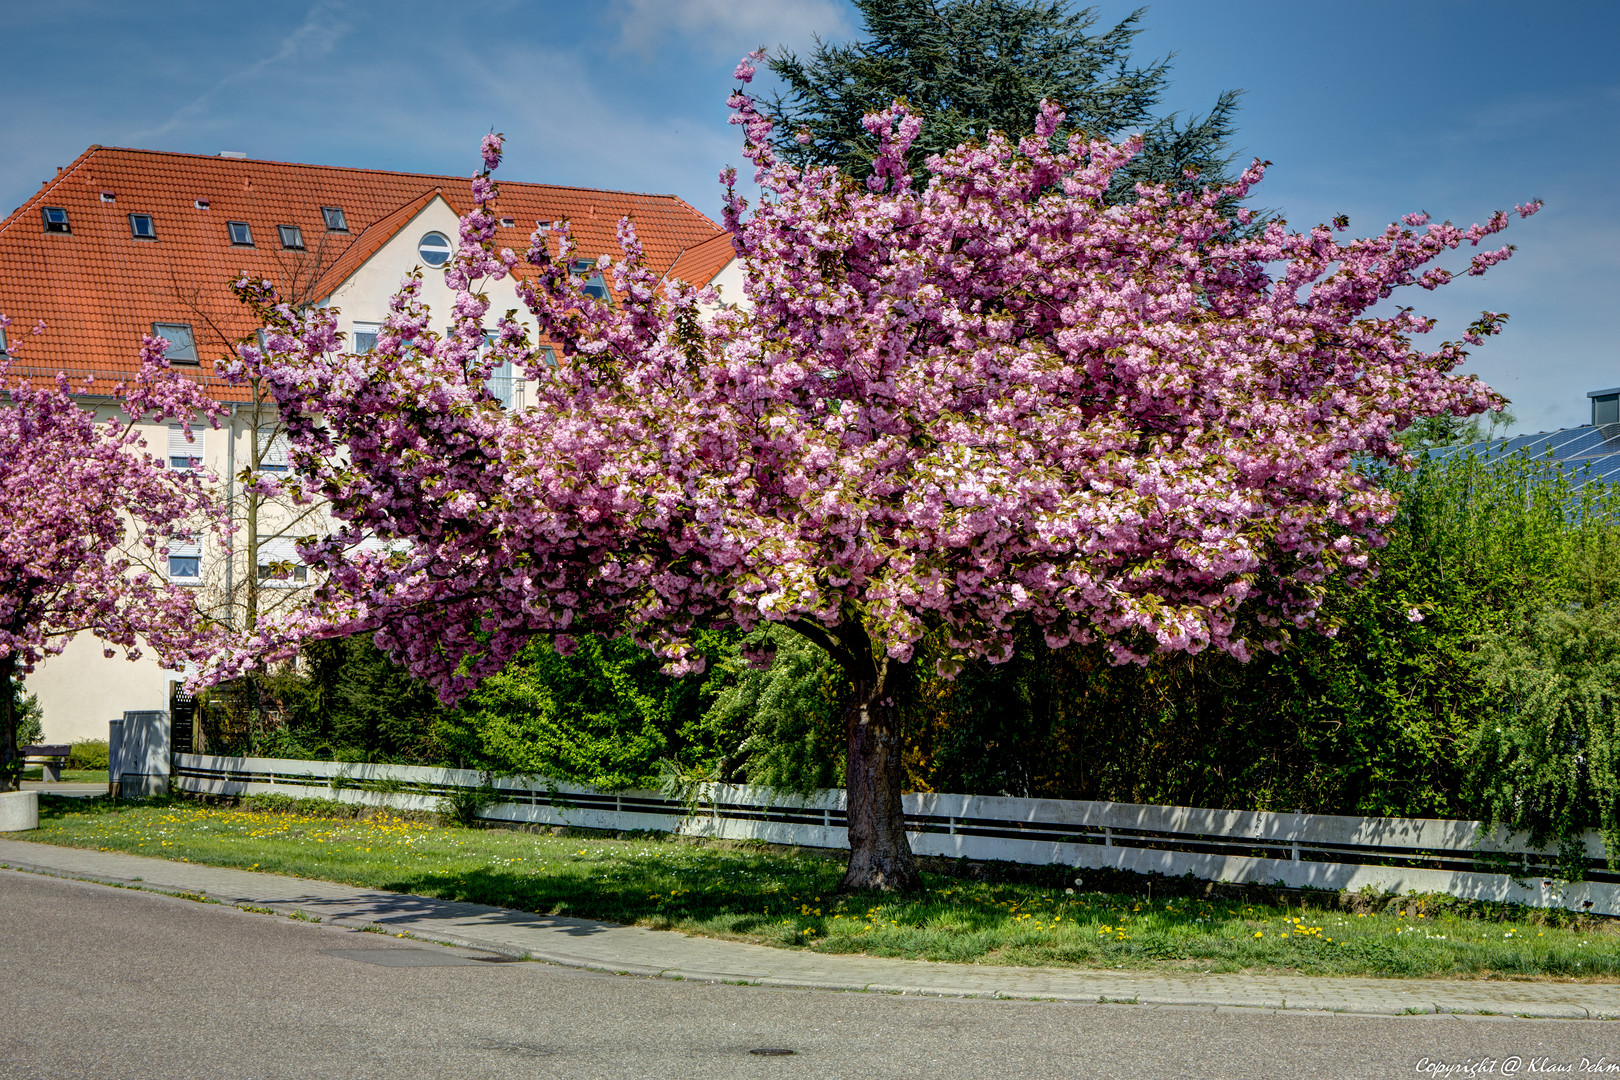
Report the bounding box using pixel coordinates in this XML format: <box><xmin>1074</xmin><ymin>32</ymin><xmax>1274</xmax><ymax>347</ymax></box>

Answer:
<box><xmin>2</xmin><ymin>146</ymin><xmax>740</xmax><ymax>746</ymax></box>
<box><xmin>0</xmin><ymin>145</ymin><xmax>732</xmax><ymax>390</ymax></box>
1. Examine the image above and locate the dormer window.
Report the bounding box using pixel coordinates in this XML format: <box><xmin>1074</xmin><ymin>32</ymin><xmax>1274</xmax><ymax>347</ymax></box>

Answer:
<box><xmin>129</xmin><ymin>213</ymin><xmax>157</xmax><ymax>240</ymax></box>
<box><xmin>41</xmin><ymin>207</ymin><xmax>70</xmax><ymax>233</ymax></box>
<box><xmin>320</xmin><ymin>206</ymin><xmax>348</xmax><ymax>231</ymax></box>
<box><xmin>228</xmin><ymin>221</ymin><xmax>254</xmax><ymax>246</ymax></box>
<box><xmin>277</xmin><ymin>224</ymin><xmax>304</xmax><ymax>250</ymax></box>
<box><xmin>152</xmin><ymin>322</ymin><xmax>199</xmax><ymax>364</ymax></box>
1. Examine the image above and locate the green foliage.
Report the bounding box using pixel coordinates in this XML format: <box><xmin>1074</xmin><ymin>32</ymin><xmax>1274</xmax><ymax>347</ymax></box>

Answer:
<box><xmin>1469</xmin><ymin>604</ymin><xmax>1620</xmax><ymax>876</ymax></box>
<box><xmin>438</xmin><ymin>780</ymin><xmax>499</xmax><ymax>827</ymax></box>
<box><xmin>701</xmin><ymin>625</ymin><xmax>847</xmax><ymax>794</ymax></box>
<box><xmin>258</xmin><ymin>633</ymin><xmax>455</xmax><ymax>762</ymax></box>
<box><xmin>66</xmin><ymin>740</ymin><xmax>109</xmax><ymax>771</ymax></box>
<box><xmin>907</xmin><ymin>449</ymin><xmax>1620</xmax><ymax>842</ymax></box>
<box><xmin>438</xmin><ymin>633</ymin><xmax>735</xmax><ymax>789</ymax></box>
<box><xmin>768</xmin><ymin>0</ymin><xmax>1242</xmax><ymax>200</ymax></box>
<box><xmin>11</xmin><ymin>679</ymin><xmax>42</xmax><ymax>748</ymax></box>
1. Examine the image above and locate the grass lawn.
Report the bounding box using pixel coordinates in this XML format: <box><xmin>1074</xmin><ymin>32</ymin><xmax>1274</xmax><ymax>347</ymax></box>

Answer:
<box><xmin>22</xmin><ymin>769</ymin><xmax>108</xmax><ymax>784</ymax></box>
<box><xmin>21</xmin><ymin>793</ymin><xmax>1619</xmax><ymax>981</ymax></box>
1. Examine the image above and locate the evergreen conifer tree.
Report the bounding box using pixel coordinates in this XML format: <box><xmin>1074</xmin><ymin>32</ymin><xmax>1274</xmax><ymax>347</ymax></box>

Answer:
<box><xmin>767</xmin><ymin>0</ymin><xmax>1243</xmax><ymax>199</ymax></box>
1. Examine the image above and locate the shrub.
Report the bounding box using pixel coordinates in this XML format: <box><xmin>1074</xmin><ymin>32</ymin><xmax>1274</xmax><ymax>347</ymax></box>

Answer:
<box><xmin>67</xmin><ymin>739</ymin><xmax>109</xmax><ymax>771</ymax></box>
<box><xmin>1468</xmin><ymin>603</ymin><xmax>1620</xmax><ymax>877</ymax></box>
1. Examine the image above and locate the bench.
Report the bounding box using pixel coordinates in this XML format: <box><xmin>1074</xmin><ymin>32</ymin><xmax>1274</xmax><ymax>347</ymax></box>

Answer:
<box><xmin>20</xmin><ymin>744</ymin><xmax>70</xmax><ymax>783</ymax></box>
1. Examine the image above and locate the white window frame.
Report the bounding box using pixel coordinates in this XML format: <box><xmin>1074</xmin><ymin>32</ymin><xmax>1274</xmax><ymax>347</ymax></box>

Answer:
<box><xmin>257</xmin><ymin>427</ymin><xmax>290</xmax><ymax>472</ymax></box>
<box><xmin>167</xmin><ymin>537</ymin><xmax>202</xmax><ymax>583</ymax></box>
<box><xmin>352</xmin><ymin>322</ymin><xmax>381</xmax><ymax>354</ymax></box>
<box><xmin>417</xmin><ymin>231</ymin><xmax>452</xmax><ymax>267</ymax></box>
<box><xmin>168</xmin><ymin>424</ymin><xmax>202</xmax><ymax>472</ymax></box>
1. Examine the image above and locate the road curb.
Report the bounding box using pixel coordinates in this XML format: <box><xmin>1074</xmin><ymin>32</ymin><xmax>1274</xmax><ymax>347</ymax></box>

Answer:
<box><xmin>3</xmin><ymin>844</ymin><xmax>1617</xmax><ymax>1022</ymax></box>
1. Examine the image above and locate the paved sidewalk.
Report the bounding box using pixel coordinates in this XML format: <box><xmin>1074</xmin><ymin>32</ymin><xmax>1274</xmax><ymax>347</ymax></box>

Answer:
<box><xmin>3</xmin><ymin>838</ymin><xmax>1617</xmax><ymax>1021</ymax></box>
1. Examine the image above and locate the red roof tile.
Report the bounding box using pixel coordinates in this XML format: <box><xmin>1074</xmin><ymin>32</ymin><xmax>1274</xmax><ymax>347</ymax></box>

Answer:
<box><xmin>0</xmin><ymin>146</ymin><xmax>725</xmax><ymax>394</ymax></box>
<box><xmin>306</xmin><ymin>188</ymin><xmax>448</xmax><ymax>304</ymax></box>
<box><xmin>665</xmin><ymin>230</ymin><xmax>738</xmax><ymax>289</ymax></box>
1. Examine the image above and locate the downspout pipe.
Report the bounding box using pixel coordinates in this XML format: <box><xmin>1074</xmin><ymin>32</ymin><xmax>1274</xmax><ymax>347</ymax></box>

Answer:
<box><xmin>224</xmin><ymin>402</ymin><xmax>235</xmax><ymax>628</ymax></box>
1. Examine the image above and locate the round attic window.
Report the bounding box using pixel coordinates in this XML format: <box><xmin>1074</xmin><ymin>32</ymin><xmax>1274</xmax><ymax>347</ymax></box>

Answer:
<box><xmin>417</xmin><ymin>231</ymin><xmax>453</xmax><ymax>267</ymax></box>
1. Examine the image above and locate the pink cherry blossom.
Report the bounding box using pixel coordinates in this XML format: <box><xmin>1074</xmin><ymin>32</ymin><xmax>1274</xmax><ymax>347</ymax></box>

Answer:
<box><xmin>0</xmin><ymin>319</ymin><xmax>228</xmax><ymax>788</ymax></box>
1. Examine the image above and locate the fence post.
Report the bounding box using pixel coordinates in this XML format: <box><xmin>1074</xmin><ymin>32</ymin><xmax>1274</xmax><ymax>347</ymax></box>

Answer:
<box><xmin>1104</xmin><ymin>827</ymin><xmax>1114</xmax><ymax>847</ymax></box>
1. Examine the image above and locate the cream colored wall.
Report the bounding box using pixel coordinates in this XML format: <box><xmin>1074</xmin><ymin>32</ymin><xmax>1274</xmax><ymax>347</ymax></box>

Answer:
<box><xmin>28</xmin><ymin>412</ymin><xmax>199</xmax><ymax>742</ymax></box>
<box><xmin>26</xmin><ymin>409</ymin><xmax>314</xmax><ymax>743</ymax></box>
<box><xmin>701</xmin><ymin>256</ymin><xmax>748</xmax><ymax>317</ymax></box>
<box><xmin>29</xmin><ymin>632</ymin><xmax>175</xmax><ymax>743</ymax></box>
<box><xmin>321</xmin><ymin>196</ymin><xmax>541</xmax><ymax>405</ymax></box>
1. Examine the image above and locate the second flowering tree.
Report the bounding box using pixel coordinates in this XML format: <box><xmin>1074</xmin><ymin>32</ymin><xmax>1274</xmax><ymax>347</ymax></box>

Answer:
<box><xmin>226</xmin><ymin>59</ymin><xmax>1535</xmax><ymax>889</ymax></box>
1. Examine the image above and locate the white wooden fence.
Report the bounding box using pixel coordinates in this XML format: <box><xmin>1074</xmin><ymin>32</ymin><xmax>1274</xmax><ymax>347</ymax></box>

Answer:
<box><xmin>170</xmin><ymin>753</ymin><xmax>1620</xmax><ymax>916</ymax></box>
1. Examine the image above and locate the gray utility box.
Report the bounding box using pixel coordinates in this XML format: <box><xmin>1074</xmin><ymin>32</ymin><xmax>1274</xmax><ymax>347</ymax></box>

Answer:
<box><xmin>112</xmin><ymin>710</ymin><xmax>170</xmax><ymax>799</ymax></box>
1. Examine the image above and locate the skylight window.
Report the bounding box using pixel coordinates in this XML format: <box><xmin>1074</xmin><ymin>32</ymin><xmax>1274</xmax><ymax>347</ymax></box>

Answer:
<box><xmin>128</xmin><ymin>213</ymin><xmax>157</xmax><ymax>239</ymax></box>
<box><xmin>194</xmin><ymin>199</ymin><xmax>210</xmax><ymax>210</ymax></box>
<box><xmin>41</xmin><ymin>207</ymin><xmax>69</xmax><ymax>233</ymax></box>
<box><xmin>500</xmin><ymin>216</ymin><xmax>515</xmax><ymax>228</ymax></box>
<box><xmin>417</xmin><ymin>231</ymin><xmax>452</xmax><ymax>267</ymax></box>
<box><xmin>152</xmin><ymin>322</ymin><xmax>199</xmax><ymax>364</ymax></box>
<box><xmin>321</xmin><ymin>206</ymin><xmax>348</xmax><ymax>231</ymax></box>
<box><xmin>277</xmin><ymin>224</ymin><xmax>304</xmax><ymax>250</ymax></box>
<box><xmin>100</xmin><ymin>192</ymin><xmax>116</xmax><ymax>203</ymax></box>
<box><xmin>228</xmin><ymin>221</ymin><xmax>254</xmax><ymax>246</ymax></box>
<box><xmin>571</xmin><ymin>259</ymin><xmax>610</xmax><ymax>301</ymax></box>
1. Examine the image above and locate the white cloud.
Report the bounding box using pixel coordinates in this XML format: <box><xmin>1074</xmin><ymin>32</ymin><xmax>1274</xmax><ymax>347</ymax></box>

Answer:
<box><xmin>607</xmin><ymin>0</ymin><xmax>852</xmax><ymax>58</ymax></box>
<box><xmin>129</xmin><ymin>1</ymin><xmax>352</xmax><ymax>142</ymax></box>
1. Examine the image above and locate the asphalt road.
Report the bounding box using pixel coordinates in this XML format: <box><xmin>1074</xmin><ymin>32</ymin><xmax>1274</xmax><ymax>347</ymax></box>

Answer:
<box><xmin>2</xmin><ymin>871</ymin><xmax>1615</xmax><ymax>1080</ymax></box>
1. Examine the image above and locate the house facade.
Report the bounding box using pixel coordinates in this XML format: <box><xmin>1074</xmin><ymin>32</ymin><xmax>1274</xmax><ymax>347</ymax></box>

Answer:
<box><xmin>0</xmin><ymin>146</ymin><xmax>737</xmax><ymax>742</ymax></box>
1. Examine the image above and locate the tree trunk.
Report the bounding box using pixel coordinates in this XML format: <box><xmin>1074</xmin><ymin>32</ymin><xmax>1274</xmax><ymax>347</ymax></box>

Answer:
<box><xmin>787</xmin><ymin>617</ymin><xmax>922</xmax><ymax>892</ymax></box>
<box><xmin>0</xmin><ymin>653</ymin><xmax>19</xmax><ymax>793</ymax></box>
<box><xmin>840</xmin><ymin>663</ymin><xmax>921</xmax><ymax>893</ymax></box>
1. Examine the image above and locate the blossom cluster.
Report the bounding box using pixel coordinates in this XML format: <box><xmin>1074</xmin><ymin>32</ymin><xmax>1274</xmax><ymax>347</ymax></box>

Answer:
<box><xmin>0</xmin><ymin>318</ymin><xmax>228</xmax><ymax>675</ymax></box>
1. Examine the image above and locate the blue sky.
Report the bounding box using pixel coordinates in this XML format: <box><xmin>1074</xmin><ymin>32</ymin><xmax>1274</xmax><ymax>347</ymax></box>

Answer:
<box><xmin>3</xmin><ymin>0</ymin><xmax>1616</xmax><ymax>435</ymax></box>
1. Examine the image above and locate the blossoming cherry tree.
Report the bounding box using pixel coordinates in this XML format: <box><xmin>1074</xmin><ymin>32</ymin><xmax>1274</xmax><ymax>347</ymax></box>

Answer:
<box><xmin>225</xmin><ymin>59</ymin><xmax>1537</xmax><ymax>889</ymax></box>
